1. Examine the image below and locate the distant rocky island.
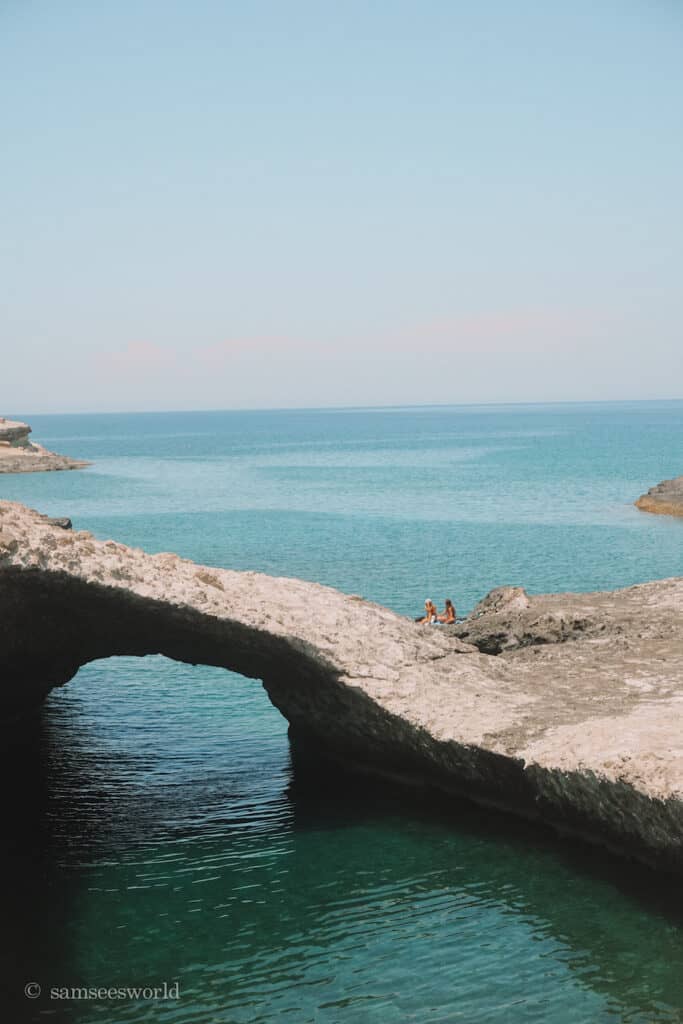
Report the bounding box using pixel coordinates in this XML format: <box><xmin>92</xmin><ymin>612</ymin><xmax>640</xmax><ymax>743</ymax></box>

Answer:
<box><xmin>635</xmin><ymin>477</ymin><xmax>683</xmax><ymax>518</ymax></box>
<box><xmin>0</xmin><ymin>418</ymin><xmax>89</xmax><ymax>474</ymax></box>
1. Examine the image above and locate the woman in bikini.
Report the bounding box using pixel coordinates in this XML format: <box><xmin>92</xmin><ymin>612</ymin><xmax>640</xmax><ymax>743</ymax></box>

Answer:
<box><xmin>437</xmin><ymin>599</ymin><xmax>456</xmax><ymax>624</ymax></box>
<box><xmin>419</xmin><ymin>599</ymin><xmax>439</xmax><ymax>624</ymax></box>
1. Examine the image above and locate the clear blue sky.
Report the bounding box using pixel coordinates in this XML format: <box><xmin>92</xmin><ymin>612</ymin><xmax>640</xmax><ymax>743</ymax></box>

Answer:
<box><xmin>2</xmin><ymin>1</ymin><xmax>681</xmax><ymax>412</ymax></box>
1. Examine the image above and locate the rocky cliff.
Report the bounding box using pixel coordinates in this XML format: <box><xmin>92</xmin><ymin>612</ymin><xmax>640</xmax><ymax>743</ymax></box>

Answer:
<box><xmin>1</xmin><ymin>500</ymin><xmax>682</xmax><ymax>873</ymax></box>
<box><xmin>0</xmin><ymin>418</ymin><xmax>89</xmax><ymax>473</ymax></box>
<box><xmin>636</xmin><ymin>477</ymin><xmax>683</xmax><ymax>518</ymax></box>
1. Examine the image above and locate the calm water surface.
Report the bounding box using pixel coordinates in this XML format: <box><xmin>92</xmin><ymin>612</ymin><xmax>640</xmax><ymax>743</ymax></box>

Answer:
<box><xmin>1</xmin><ymin>402</ymin><xmax>682</xmax><ymax>1023</ymax></box>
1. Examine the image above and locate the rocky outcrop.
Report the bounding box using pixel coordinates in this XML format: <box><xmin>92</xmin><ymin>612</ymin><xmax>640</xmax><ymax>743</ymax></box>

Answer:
<box><xmin>0</xmin><ymin>419</ymin><xmax>89</xmax><ymax>474</ymax></box>
<box><xmin>1</xmin><ymin>500</ymin><xmax>682</xmax><ymax>874</ymax></box>
<box><xmin>636</xmin><ymin>477</ymin><xmax>683</xmax><ymax>518</ymax></box>
<box><xmin>0</xmin><ymin>419</ymin><xmax>32</xmax><ymax>447</ymax></box>
<box><xmin>453</xmin><ymin>585</ymin><xmax>617</xmax><ymax>654</ymax></box>
<box><xmin>46</xmin><ymin>517</ymin><xmax>72</xmax><ymax>530</ymax></box>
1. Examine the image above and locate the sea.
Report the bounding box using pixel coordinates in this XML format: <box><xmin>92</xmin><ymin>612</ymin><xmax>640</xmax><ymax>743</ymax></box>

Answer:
<box><xmin>1</xmin><ymin>401</ymin><xmax>682</xmax><ymax>1024</ymax></box>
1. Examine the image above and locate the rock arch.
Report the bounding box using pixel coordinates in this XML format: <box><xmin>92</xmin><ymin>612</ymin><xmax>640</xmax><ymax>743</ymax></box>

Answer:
<box><xmin>1</xmin><ymin>501</ymin><xmax>682</xmax><ymax>874</ymax></box>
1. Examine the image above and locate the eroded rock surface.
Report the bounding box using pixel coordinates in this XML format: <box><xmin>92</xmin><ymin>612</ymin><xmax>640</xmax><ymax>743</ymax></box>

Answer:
<box><xmin>636</xmin><ymin>477</ymin><xmax>683</xmax><ymax>518</ymax></box>
<box><xmin>1</xmin><ymin>500</ymin><xmax>682</xmax><ymax>873</ymax></box>
<box><xmin>0</xmin><ymin>418</ymin><xmax>89</xmax><ymax>474</ymax></box>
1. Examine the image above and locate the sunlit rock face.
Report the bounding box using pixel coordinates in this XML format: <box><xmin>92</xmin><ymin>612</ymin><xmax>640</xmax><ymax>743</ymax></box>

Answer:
<box><xmin>636</xmin><ymin>477</ymin><xmax>683</xmax><ymax>518</ymax></box>
<box><xmin>0</xmin><ymin>418</ymin><xmax>88</xmax><ymax>473</ymax></box>
<box><xmin>1</xmin><ymin>500</ymin><xmax>682</xmax><ymax>874</ymax></box>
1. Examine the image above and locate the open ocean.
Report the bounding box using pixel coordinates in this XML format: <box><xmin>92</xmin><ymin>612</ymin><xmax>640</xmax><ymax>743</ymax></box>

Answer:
<box><xmin>2</xmin><ymin>401</ymin><xmax>683</xmax><ymax>1023</ymax></box>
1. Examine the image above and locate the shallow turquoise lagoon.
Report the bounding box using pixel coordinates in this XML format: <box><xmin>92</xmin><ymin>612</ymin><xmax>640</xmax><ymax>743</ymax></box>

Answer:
<box><xmin>2</xmin><ymin>402</ymin><xmax>682</xmax><ymax>1022</ymax></box>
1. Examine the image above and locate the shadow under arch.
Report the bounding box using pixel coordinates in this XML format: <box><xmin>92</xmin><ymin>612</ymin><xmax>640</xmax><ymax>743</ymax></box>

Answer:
<box><xmin>0</xmin><ymin>650</ymin><xmax>299</xmax><ymax>1024</ymax></box>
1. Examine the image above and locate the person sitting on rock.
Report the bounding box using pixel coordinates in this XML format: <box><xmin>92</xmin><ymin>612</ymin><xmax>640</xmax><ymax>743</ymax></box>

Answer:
<box><xmin>418</xmin><ymin>599</ymin><xmax>438</xmax><ymax>624</ymax></box>
<box><xmin>437</xmin><ymin>598</ymin><xmax>456</xmax><ymax>624</ymax></box>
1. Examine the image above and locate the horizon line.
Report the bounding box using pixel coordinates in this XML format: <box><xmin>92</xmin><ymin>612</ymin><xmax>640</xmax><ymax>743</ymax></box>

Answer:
<box><xmin>6</xmin><ymin>396</ymin><xmax>683</xmax><ymax>419</ymax></box>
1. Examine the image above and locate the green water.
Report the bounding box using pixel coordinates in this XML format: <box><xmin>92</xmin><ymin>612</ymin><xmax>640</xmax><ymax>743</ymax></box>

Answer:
<box><xmin>1</xmin><ymin>402</ymin><xmax>682</xmax><ymax>1022</ymax></box>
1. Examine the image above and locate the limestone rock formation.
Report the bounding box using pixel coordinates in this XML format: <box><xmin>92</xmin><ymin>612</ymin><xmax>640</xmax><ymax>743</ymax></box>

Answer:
<box><xmin>636</xmin><ymin>477</ymin><xmax>683</xmax><ymax>518</ymax></box>
<box><xmin>1</xmin><ymin>500</ymin><xmax>682</xmax><ymax>874</ymax></box>
<box><xmin>0</xmin><ymin>418</ymin><xmax>89</xmax><ymax>474</ymax></box>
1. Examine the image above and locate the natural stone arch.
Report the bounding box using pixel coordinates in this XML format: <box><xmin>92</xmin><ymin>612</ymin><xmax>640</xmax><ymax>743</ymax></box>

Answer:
<box><xmin>1</xmin><ymin>501</ymin><xmax>683</xmax><ymax>874</ymax></box>
<box><xmin>0</xmin><ymin>550</ymin><xmax>490</xmax><ymax>792</ymax></box>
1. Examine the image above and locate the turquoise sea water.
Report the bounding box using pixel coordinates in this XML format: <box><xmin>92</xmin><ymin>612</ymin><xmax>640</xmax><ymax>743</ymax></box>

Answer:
<box><xmin>2</xmin><ymin>401</ymin><xmax>683</xmax><ymax>1023</ymax></box>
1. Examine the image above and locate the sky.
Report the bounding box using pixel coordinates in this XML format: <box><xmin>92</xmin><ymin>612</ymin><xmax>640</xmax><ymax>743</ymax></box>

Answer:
<box><xmin>1</xmin><ymin>0</ymin><xmax>682</xmax><ymax>413</ymax></box>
